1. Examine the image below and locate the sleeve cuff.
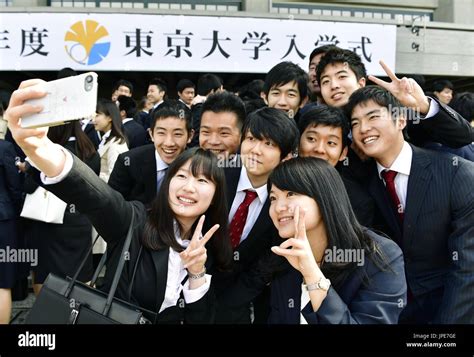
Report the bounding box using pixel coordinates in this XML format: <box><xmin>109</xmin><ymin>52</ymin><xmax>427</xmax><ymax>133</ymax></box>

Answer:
<box><xmin>182</xmin><ymin>274</ymin><xmax>212</xmax><ymax>304</ymax></box>
<box><xmin>33</xmin><ymin>145</ymin><xmax>74</xmax><ymax>185</ymax></box>
<box><xmin>421</xmin><ymin>97</ymin><xmax>440</xmax><ymax>119</ymax></box>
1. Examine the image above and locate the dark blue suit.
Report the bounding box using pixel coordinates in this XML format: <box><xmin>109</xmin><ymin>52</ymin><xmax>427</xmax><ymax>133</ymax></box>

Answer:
<box><xmin>0</xmin><ymin>140</ymin><xmax>23</xmax><ymax>288</ymax></box>
<box><xmin>369</xmin><ymin>145</ymin><xmax>474</xmax><ymax>323</ymax></box>
<box><xmin>123</xmin><ymin>119</ymin><xmax>147</xmax><ymax>150</ymax></box>
<box><xmin>268</xmin><ymin>231</ymin><xmax>406</xmax><ymax>324</ymax></box>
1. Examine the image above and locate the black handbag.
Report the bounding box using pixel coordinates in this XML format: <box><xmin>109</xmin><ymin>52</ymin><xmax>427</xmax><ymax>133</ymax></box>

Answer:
<box><xmin>26</xmin><ymin>211</ymin><xmax>155</xmax><ymax>324</ymax></box>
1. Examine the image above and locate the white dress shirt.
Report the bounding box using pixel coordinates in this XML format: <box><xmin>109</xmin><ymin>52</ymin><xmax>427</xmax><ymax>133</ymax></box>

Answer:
<box><xmin>98</xmin><ymin>130</ymin><xmax>111</xmax><ymax>151</ymax></box>
<box><xmin>228</xmin><ymin>166</ymin><xmax>268</xmax><ymax>244</ymax></box>
<box><xmin>159</xmin><ymin>221</ymin><xmax>212</xmax><ymax>313</ymax></box>
<box><xmin>122</xmin><ymin>118</ymin><xmax>134</xmax><ymax>125</ymax></box>
<box><xmin>376</xmin><ymin>141</ymin><xmax>413</xmax><ymax>211</ymax></box>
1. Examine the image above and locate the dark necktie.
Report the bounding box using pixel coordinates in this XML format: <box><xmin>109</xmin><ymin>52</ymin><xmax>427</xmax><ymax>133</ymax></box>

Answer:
<box><xmin>156</xmin><ymin>167</ymin><xmax>168</xmax><ymax>192</ymax></box>
<box><xmin>229</xmin><ymin>190</ymin><xmax>258</xmax><ymax>249</ymax></box>
<box><xmin>381</xmin><ymin>170</ymin><xmax>404</xmax><ymax>224</ymax></box>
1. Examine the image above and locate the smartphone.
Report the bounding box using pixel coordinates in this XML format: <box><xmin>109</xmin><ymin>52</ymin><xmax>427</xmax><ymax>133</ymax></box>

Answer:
<box><xmin>21</xmin><ymin>72</ymin><xmax>98</xmax><ymax>128</ymax></box>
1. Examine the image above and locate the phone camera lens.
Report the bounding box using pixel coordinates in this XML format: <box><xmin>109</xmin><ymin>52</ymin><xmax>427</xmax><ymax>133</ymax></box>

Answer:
<box><xmin>86</xmin><ymin>75</ymin><xmax>93</xmax><ymax>83</ymax></box>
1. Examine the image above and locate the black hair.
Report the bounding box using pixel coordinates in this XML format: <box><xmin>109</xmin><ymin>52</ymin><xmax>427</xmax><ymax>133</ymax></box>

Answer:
<box><xmin>298</xmin><ymin>105</ymin><xmax>351</xmax><ymax>148</ymax></box>
<box><xmin>197</xmin><ymin>74</ymin><xmax>223</xmax><ymax>96</ymax></box>
<box><xmin>268</xmin><ymin>157</ymin><xmax>391</xmax><ymax>288</ymax></box>
<box><xmin>47</xmin><ymin>121</ymin><xmax>96</xmax><ymax>162</ymax></box>
<box><xmin>57</xmin><ymin>67</ymin><xmax>77</xmax><ymax>79</ymax></box>
<box><xmin>117</xmin><ymin>95</ymin><xmax>137</xmax><ymax>118</ymax></box>
<box><xmin>450</xmin><ymin>92</ymin><xmax>474</xmax><ymax>120</ymax></box>
<box><xmin>308</xmin><ymin>45</ymin><xmax>339</xmax><ymax>64</ymax></box>
<box><xmin>201</xmin><ymin>91</ymin><xmax>246</xmax><ymax>131</ymax></box>
<box><xmin>263</xmin><ymin>62</ymin><xmax>308</xmax><ymax>104</ymax></box>
<box><xmin>345</xmin><ymin>86</ymin><xmax>404</xmax><ymax>123</ymax></box>
<box><xmin>115</xmin><ymin>79</ymin><xmax>134</xmax><ymax>95</ymax></box>
<box><xmin>316</xmin><ymin>48</ymin><xmax>367</xmax><ymax>85</ymax></box>
<box><xmin>177</xmin><ymin>79</ymin><xmax>195</xmax><ymax>93</ymax></box>
<box><xmin>150</xmin><ymin>101</ymin><xmax>192</xmax><ymax>133</ymax></box>
<box><xmin>142</xmin><ymin>147</ymin><xmax>232</xmax><ymax>271</ymax></box>
<box><xmin>238</xmin><ymin>79</ymin><xmax>265</xmax><ymax>101</ymax></box>
<box><xmin>242</xmin><ymin>107</ymin><xmax>299</xmax><ymax>159</ymax></box>
<box><xmin>149</xmin><ymin>78</ymin><xmax>168</xmax><ymax>94</ymax></box>
<box><xmin>96</xmin><ymin>98</ymin><xmax>127</xmax><ymax>145</ymax></box>
<box><xmin>243</xmin><ymin>98</ymin><xmax>267</xmax><ymax>115</ymax></box>
<box><xmin>432</xmin><ymin>79</ymin><xmax>454</xmax><ymax>93</ymax></box>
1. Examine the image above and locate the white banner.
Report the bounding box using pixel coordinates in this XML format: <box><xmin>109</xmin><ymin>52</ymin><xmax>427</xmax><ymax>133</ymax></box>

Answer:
<box><xmin>0</xmin><ymin>13</ymin><xmax>396</xmax><ymax>74</ymax></box>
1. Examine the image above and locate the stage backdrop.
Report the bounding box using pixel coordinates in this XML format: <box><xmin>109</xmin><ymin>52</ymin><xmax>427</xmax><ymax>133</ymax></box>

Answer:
<box><xmin>0</xmin><ymin>13</ymin><xmax>396</xmax><ymax>74</ymax></box>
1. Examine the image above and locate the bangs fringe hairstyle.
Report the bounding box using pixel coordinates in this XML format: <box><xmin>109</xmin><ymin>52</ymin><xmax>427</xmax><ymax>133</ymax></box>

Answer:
<box><xmin>96</xmin><ymin>98</ymin><xmax>127</xmax><ymax>145</ymax></box>
<box><xmin>268</xmin><ymin>157</ymin><xmax>390</xmax><ymax>288</ymax></box>
<box><xmin>142</xmin><ymin>147</ymin><xmax>232</xmax><ymax>271</ymax></box>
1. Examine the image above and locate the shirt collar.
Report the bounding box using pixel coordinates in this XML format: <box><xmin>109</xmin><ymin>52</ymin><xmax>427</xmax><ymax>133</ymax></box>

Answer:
<box><xmin>101</xmin><ymin>130</ymin><xmax>111</xmax><ymax>142</ymax></box>
<box><xmin>377</xmin><ymin>141</ymin><xmax>413</xmax><ymax>179</ymax></box>
<box><xmin>154</xmin><ymin>150</ymin><xmax>169</xmax><ymax>172</ymax></box>
<box><xmin>122</xmin><ymin>118</ymin><xmax>134</xmax><ymax>125</ymax></box>
<box><xmin>153</xmin><ymin>100</ymin><xmax>164</xmax><ymax>110</ymax></box>
<box><xmin>236</xmin><ymin>166</ymin><xmax>268</xmax><ymax>204</ymax></box>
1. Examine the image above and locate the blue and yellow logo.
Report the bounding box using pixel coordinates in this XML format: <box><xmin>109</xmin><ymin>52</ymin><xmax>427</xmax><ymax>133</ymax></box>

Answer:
<box><xmin>65</xmin><ymin>20</ymin><xmax>110</xmax><ymax>65</ymax></box>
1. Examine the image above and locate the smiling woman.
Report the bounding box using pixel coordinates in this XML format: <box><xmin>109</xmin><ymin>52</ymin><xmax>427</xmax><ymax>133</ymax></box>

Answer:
<box><xmin>4</xmin><ymin>79</ymin><xmax>232</xmax><ymax>323</ymax></box>
<box><xmin>267</xmin><ymin>157</ymin><xmax>407</xmax><ymax>324</ymax></box>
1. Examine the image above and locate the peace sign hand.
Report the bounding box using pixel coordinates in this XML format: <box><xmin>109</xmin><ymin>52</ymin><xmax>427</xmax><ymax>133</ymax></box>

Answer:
<box><xmin>369</xmin><ymin>60</ymin><xmax>430</xmax><ymax>114</ymax></box>
<box><xmin>179</xmin><ymin>215</ymin><xmax>219</xmax><ymax>275</ymax></box>
<box><xmin>271</xmin><ymin>206</ymin><xmax>320</xmax><ymax>278</ymax></box>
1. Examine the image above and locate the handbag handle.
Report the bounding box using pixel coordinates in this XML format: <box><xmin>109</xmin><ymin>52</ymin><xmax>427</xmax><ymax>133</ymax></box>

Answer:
<box><xmin>65</xmin><ymin>233</ymin><xmax>103</xmax><ymax>295</ymax></box>
<box><xmin>102</xmin><ymin>209</ymin><xmax>135</xmax><ymax>316</ymax></box>
<box><xmin>65</xmin><ymin>207</ymin><xmax>136</xmax><ymax>318</ymax></box>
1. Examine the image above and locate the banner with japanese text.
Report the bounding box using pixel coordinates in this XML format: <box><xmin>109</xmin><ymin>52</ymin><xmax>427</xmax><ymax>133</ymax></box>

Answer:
<box><xmin>0</xmin><ymin>13</ymin><xmax>396</xmax><ymax>74</ymax></box>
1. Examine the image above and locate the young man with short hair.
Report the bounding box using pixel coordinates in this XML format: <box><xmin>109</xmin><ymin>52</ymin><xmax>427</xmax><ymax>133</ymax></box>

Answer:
<box><xmin>347</xmin><ymin>85</ymin><xmax>474</xmax><ymax>323</ymax></box>
<box><xmin>298</xmin><ymin>105</ymin><xmax>374</xmax><ymax>227</ymax></box>
<box><xmin>316</xmin><ymin>47</ymin><xmax>474</xmax><ymax>148</ymax></box>
<box><xmin>198</xmin><ymin>91</ymin><xmax>245</xmax><ymax>160</ymax></box>
<box><xmin>176</xmin><ymin>79</ymin><xmax>196</xmax><ymax>109</ymax></box>
<box><xmin>116</xmin><ymin>95</ymin><xmax>147</xmax><ymax>150</ymax></box>
<box><xmin>109</xmin><ymin>105</ymin><xmax>193</xmax><ymax>207</ymax></box>
<box><xmin>262</xmin><ymin>61</ymin><xmax>308</xmax><ymax>121</ymax></box>
<box><xmin>215</xmin><ymin>107</ymin><xmax>300</xmax><ymax>324</ymax></box>
<box><xmin>432</xmin><ymin>79</ymin><xmax>454</xmax><ymax>105</ymax></box>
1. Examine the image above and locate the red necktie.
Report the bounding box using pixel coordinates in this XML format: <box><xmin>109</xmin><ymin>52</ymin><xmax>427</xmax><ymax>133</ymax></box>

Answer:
<box><xmin>229</xmin><ymin>190</ymin><xmax>258</xmax><ymax>249</ymax></box>
<box><xmin>381</xmin><ymin>170</ymin><xmax>404</xmax><ymax>224</ymax></box>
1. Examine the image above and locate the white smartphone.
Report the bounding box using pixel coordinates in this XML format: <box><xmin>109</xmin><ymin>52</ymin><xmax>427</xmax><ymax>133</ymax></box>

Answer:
<box><xmin>21</xmin><ymin>72</ymin><xmax>98</xmax><ymax>128</ymax></box>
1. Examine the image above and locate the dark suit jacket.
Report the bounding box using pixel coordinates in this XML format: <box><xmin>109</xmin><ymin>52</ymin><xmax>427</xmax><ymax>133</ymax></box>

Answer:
<box><xmin>407</xmin><ymin>97</ymin><xmax>474</xmax><ymax>148</ymax></box>
<box><xmin>37</xmin><ymin>153</ymin><xmax>215</xmax><ymax>324</ymax></box>
<box><xmin>83</xmin><ymin>123</ymin><xmax>100</xmax><ymax>150</ymax></box>
<box><xmin>108</xmin><ymin>144</ymin><xmax>157</xmax><ymax>206</ymax></box>
<box><xmin>268</xmin><ymin>231</ymin><xmax>406</xmax><ymax>324</ymax></box>
<box><xmin>0</xmin><ymin>140</ymin><xmax>22</xmax><ymax>220</ymax></box>
<box><xmin>123</xmin><ymin>119</ymin><xmax>147</xmax><ymax>150</ymax></box>
<box><xmin>368</xmin><ymin>145</ymin><xmax>474</xmax><ymax>323</ymax></box>
<box><xmin>213</xmin><ymin>166</ymin><xmax>277</xmax><ymax>323</ymax></box>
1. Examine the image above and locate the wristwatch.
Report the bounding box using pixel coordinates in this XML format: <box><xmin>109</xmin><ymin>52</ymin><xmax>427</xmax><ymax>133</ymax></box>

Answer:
<box><xmin>304</xmin><ymin>277</ymin><xmax>331</xmax><ymax>292</ymax></box>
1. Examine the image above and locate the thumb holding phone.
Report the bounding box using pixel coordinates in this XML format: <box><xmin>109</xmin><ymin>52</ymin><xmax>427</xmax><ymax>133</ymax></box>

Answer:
<box><xmin>5</xmin><ymin>79</ymin><xmax>67</xmax><ymax>178</ymax></box>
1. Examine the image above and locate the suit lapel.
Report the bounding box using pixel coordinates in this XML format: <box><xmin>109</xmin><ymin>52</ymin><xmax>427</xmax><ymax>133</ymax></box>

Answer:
<box><xmin>238</xmin><ymin>198</ymin><xmax>272</xmax><ymax>252</ymax></box>
<box><xmin>403</xmin><ymin>145</ymin><xmax>433</xmax><ymax>249</ymax></box>
<box><xmin>142</xmin><ymin>146</ymin><xmax>158</xmax><ymax>198</ymax></box>
<box><xmin>225</xmin><ymin>167</ymin><xmax>241</xmax><ymax>206</ymax></box>
<box><xmin>150</xmin><ymin>248</ymin><xmax>169</xmax><ymax>313</ymax></box>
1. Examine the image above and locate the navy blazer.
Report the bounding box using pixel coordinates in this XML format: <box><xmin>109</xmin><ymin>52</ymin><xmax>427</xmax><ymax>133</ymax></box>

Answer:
<box><xmin>0</xmin><ymin>140</ymin><xmax>22</xmax><ymax>220</ymax></box>
<box><xmin>369</xmin><ymin>144</ymin><xmax>474</xmax><ymax>323</ymax></box>
<box><xmin>123</xmin><ymin>119</ymin><xmax>147</xmax><ymax>150</ymax></box>
<box><xmin>269</xmin><ymin>231</ymin><xmax>406</xmax><ymax>324</ymax></box>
